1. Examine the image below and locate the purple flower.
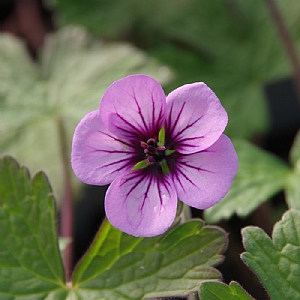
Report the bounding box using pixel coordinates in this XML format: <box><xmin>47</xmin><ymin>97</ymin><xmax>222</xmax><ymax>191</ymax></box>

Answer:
<box><xmin>71</xmin><ymin>75</ymin><xmax>238</xmax><ymax>237</ymax></box>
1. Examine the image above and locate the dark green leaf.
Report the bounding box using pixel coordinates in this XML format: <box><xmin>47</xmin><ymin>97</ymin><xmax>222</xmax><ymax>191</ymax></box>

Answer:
<box><xmin>0</xmin><ymin>155</ymin><xmax>67</xmax><ymax>299</ymax></box>
<box><xmin>71</xmin><ymin>219</ymin><xmax>227</xmax><ymax>299</ymax></box>
<box><xmin>241</xmin><ymin>209</ymin><xmax>300</xmax><ymax>300</ymax></box>
<box><xmin>0</xmin><ymin>155</ymin><xmax>228</xmax><ymax>299</ymax></box>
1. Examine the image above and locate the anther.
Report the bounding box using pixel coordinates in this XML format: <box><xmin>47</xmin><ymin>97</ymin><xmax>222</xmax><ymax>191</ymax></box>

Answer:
<box><xmin>157</xmin><ymin>146</ymin><xmax>166</xmax><ymax>151</ymax></box>
<box><xmin>146</xmin><ymin>156</ymin><xmax>155</xmax><ymax>164</ymax></box>
<box><xmin>147</xmin><ymin>138</ymin><xmax>156</xmax><ymax>144</ymax></box>
<box><xmin>140</xmin><ymin>141</ymin><xmax>148</xmax><ymax>149</ymax></box>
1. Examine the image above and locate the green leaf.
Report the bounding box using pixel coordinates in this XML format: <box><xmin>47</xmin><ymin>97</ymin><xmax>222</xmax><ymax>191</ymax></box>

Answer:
<box><xmin>285</xmin><ymin>131</ymin><xmax>300</xmax><ymax>209</ymax></box>
<box><xmin>204</xmin><ymin>139</ymin><xmax>290</xmax><ymax>223</ymax></box>
<box><xmin>285</xmin><ymin>173</ymin><xmax>300</xmax><ymax>210</ymax></box>
<box><xmin>241</xmin><ymin>209</ymin><xmax>300</xmax><ymax>300</ymax></box>
<box><xmin>0</xmin><ymin>155</ymin><xmax>227</xmax><ymax>299</ymax></box>
<box><xmin>199</xmin><ymin>281</ymin><xmax>254</xmax><ymax>300</ymax></box>
<box><xmin>0</xmin><ymin>155</ymin><xmax>68</xmax><ymax>299</ymax></box>
<box><xmin>0</xmin><ymin>26</ymin><xmax>173</xmax><ymax>199</ymax></box>
<box><xmin>71</xmin><ymin>219</ymin><xmax>227</xmax><ymax>299</ymax></box>
<box><xmin>290</xmin><ymin>130</ymin><xmax>300</xmax><ymax>172</ymax></box>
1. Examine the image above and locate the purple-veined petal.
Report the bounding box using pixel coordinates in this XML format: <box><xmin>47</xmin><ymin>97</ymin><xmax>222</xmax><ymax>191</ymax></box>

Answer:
<box><xmin>171</xmin><ymin>134</ymin><xmax>238</xmax><ymax>209</ymax></box>
<box><xmin>165</xmin><ymin>82</ymin><xmax>228</xmax><ymax>154</ymax></box>
<box><xmin>100</xmin><ymin>75</ymin><xmax>166</xmax><ymax>140</ymax></box>
<box><xmin>71</xmin><ymin>110</ymin><xmax>135</xmax><ymax>185</ymax></box>
<box><xmin>105</xmin><ymin>171</ymin><xmax>177</xmax><ymax>237</ymax></box>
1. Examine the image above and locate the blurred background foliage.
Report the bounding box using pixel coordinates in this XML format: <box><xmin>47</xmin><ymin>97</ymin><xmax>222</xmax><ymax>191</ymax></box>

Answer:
<box><xmin>2</xmin><ymin>0</ymin><xmax>300</xmax><ymax>195</ymax></box>
<box><xmin>55</xmin><ymin>0</ymin><xmax>300</xmax><ymax>138</ymax></box>
<box><xmin>0</xmin><ymin>28</ymin><xmax>173</xmax><ymax>198</ymax></box>
<box><xmin>3</xmin><ymin>0</ymin><xmax>300</xmax><ymax>198</ymax></box>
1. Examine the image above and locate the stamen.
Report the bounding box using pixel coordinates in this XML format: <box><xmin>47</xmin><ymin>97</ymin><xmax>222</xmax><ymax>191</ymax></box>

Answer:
<box><xmin>140</xmin><ymin>141</ymin><xmax>148</xmax><ymax>149</ymax></box>
<box><xmin>147</xmin><ymin>138</ymin><xmax>156</xmax><ymax>144</ymax></box>
<box><xmin>157</xmin><ymin>146</ymin><xmax>166</xmax><ymax>151</ymax></box>
<box><xmin>146</xmin><ymin>156</ymin><xmax>155</xmax><ymax>164</ymax></box>
<box><xmin>134</xmin><ymin>128</ymin><xmax>175</xmax><ymax>174</ymax></box>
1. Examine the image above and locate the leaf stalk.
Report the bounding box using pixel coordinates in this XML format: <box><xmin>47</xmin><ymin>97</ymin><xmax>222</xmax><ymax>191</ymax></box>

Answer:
<box><xmin>57</xmin><ymin>115</ymin><xmax>73</xmax><ymax>283</ymax></box>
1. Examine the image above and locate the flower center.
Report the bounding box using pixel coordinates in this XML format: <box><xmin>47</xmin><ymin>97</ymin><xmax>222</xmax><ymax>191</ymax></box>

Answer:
<box><xmin>141</xmin><ymin>138</ymin><xmax>166</xmax><ymax>165</ymax></box>
<box><xmin>132</xmin><ymin>127</ymin><xmax>175</xmax><ymax>175</ymax></box>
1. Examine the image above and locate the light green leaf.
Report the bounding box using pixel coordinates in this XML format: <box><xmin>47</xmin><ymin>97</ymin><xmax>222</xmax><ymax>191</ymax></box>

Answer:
<box><xmin>199</xmin><ymin>281</ymin><xmax>254</xmax><ymax>300</ymax></box>
<box><xmin>289</xmin><ymin>130</ymin><xmax>300</xmax><ymax>172</ymax></box>
<box><xmin>241</xmin><ymin>209</ymin><xmax>300</xmax><ymax>300</ymax></box>
<box><xmin>285</xmin><ymin>131</ymin><xmax>300</xmax><ymax>209</ymax></box>
<box><xmin>285</xmin><ymin>131</ymin><xmax>300</xmax><ymax>210</ymax></box>
<box><xmin>0</xmin><ymin>26</ymin><xmax>172</xmax><ymax>199</ymax></box>
<box><xmin>204</xmin><ymin>139</ymin><xmax>290</xmax><ymax>223</ymax></box>
<box><xmin>285</xmin><ymin>173</ymin><xmax>300</xmax><ymax>210</ymax></box>
<box><xmin>0</xmin><ymin>155</ymin><xmax>68</xmax><ymax>299</ymax></box>
<box><xmin>71</xmin><ymin>218</ymin><xmax>227</xmax><ymax>299</ymax></box>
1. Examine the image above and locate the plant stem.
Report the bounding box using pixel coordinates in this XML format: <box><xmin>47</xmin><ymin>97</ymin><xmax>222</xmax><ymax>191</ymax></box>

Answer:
<box><xmin>57</xmin><ymin>115</ymin><xmax>73</xmax><ymax>283</ymax></box>
<box><xmin>265</xmin><ymin>0</ymin><xmax>300</xmax><ymax>104</ymax></box>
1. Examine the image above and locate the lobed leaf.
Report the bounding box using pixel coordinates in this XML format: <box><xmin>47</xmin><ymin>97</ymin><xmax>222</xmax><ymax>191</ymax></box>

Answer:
<box><xmin>0</xmin><ymin>26</ymin><xmax>172</xmax><ymax>199</ymax></box>
<box><xmin>71</xmin><ymin>219</ymin><xmax>227</xmax><ymax>299</ymax></box>
<box><xmin>199</xmin><ymin>281</ymin><xmax>254</xmax><ymax>300</ymax></box>
<box><xmin>0</xmin><ymin>155</ymin><xmax>67</xmax><ymax>299</ymax></box>
<box><xmin>204</xmin><ymin>139</ymin><xmax>290</xmax><ymax>223</ymax></box>
<box><xmin>0</xmin><ymin>155</ymin><xmax>228</xmax><ymax>299</ymax></box>
<box><xmin>241</xmin><ymin>209</ymin><xmax>300</xmax><ymax>299</ymax></box>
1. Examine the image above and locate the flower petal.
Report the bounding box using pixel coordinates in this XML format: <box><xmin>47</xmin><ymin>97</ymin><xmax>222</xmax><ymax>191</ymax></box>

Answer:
<box><xmin>165</xmin><ymin>82</ymin><xmax>228</xmax><ymax>154</ymax></box>
<box><xmin>171</xmin><ymin>135</ymin><xmax>238</xmax><ymax>209</ymax></box>
<box><xmin>100</xmin><ymin>74</ymin><xmax>166</xmax><ymax>140</ymax></box>
<box><xmin>71</xmin><ymin>110</ymin><xmax>135</xmax><ymax>185</ymax></box>
<box><xmin>105</xmin><ymin>171</ymin><xmax>177</xmax><ymax>237</ymax></box>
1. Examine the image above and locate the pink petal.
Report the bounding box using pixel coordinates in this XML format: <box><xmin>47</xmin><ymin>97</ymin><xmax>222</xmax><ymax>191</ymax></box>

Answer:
<box><xmin>171</xmin><ymin>135</ymin><xmax>238</xmax><ymax>209</ymax></box>
<box><xmin>105</xmin><ymin>172</ymin><xmax>177</xmax><ymax>237</ymax></box>
<box><xmin>100</xmin><ymin>75</ymin><xmax>166</xmax><ymax>140</ymax></box>
<box><xmin>71</xmin><ymin>110</ymin><xmax>135</xmax><ymax>185</ymax></box>
<box><xmin>165</xmin><ymin>82</ymin><xmax>228</xmax><ymax>154</ymax></box>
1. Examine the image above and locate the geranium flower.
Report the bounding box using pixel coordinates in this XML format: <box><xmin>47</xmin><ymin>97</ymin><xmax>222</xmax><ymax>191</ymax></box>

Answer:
<box><xmin>71</xmin><ymin>75</ymin><xmax>238</xmax><ymax>237</ymax></box>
